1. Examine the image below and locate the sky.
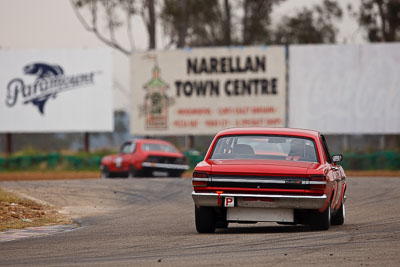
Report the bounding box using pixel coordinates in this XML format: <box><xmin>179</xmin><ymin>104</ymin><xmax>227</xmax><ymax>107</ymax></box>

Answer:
<box><xmin>0</xmin><ymin>0</ymin><xmax>363</xmax><ymax>111</ymax></box>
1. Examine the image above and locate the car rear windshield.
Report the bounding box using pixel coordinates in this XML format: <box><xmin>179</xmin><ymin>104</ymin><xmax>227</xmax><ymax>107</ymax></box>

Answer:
<box><xmin>141</xmin><ymin>143</ymin><xmax>178</xmax><ymax>153</ymax></box>
<box><xmin>210</xmin><ymin>135</ymin><xmax>318</xmax><ymax>163</ymax></box>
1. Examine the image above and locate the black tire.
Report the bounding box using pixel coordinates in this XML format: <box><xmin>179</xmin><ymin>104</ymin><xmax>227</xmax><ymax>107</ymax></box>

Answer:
<box><xmin>195</xmin><ymin>206</ymin><xmax>216</xmax><ymax>233</ymax></box>
<box><xmin>101</xmin><ymin>166</ymin><xmax>111</xmax><ymax>178</ymax></box>
<box><xmin>310</xmin><ymin>205</ymin><xmax>331</xmax><ymax>231</ymax></box>
<box><xmin>216</xmin><ymin>221</ymin><xmax>229</xmax><ymax>229</ymax></box>
<box><xmin>331</xmin><ymin>200</ymin><xmax>345</xmax><ymax>225</ymax></box>
<box><xmin>128</xmin><ymin>165</ymin><xmax>138</xmax><ymax>178</ymax></box>
<box><xmin>143</xmin><ymin>170</ymin><xmax>153</xmax><ymax>177</ymax></box>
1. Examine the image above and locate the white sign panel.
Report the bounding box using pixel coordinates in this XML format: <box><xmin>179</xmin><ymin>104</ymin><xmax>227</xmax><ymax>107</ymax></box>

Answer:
<box><xmin>289</xmin><ymin>44</ymin><xmax>400</xmax><ymax>134</ymax></box>
<box><xmin>131</xmin><ymin>46</ymin><xmax>286</xmax><ymax>135</ymax></box>
<box><xmin>0</xmin><ymin>48</ymin><xmax>113</xmax><ymax>132</ymax></box>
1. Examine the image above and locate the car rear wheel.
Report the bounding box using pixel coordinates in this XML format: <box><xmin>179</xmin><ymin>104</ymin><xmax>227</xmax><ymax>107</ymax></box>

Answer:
<box><xmin>195</xmin><ymin>206</ymin><xmax>216</xmax><ymax>233</ymax></box>
<box><xmin>331</xmin><ymin>200</ymin><xmax>345</xmax><ymax>225</ymax></box>
<box><xmin>310</xmin><ymin>204</ymin><xmax>331</xmax><ymax>231</ymax></box>
<box><xmin>216</xmin><ymin>221</ymin><xmax>229</xmax><ymax>229</ymax></box>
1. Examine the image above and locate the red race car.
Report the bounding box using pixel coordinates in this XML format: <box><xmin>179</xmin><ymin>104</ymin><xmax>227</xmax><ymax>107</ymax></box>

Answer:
<box><xmin>192</xmin><ymin>127</ymin><xmax>346</xmax><ymax>233</ymax></box>
<box><xmin>101</xmin><ymin>139</ymin><xmax>189</xmax><ymax>178</ymax></box>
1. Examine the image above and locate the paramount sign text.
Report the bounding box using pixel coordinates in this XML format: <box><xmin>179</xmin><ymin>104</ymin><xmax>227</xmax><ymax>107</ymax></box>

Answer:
<box><xmin>6</xmin><ymin>63</ymin><xmax>96</xmax><ymax>115</ymax></box>
<box><xmin>0</xmin><ymin>49</ymin><xmax>113</xmax><ymax>133</ymax></box>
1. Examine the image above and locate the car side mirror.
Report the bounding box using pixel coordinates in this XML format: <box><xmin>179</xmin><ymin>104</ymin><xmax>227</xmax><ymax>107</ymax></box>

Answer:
<box><xmin>332</xmin><ymin>154</ymin><xmax>343</xmax><ymax>163</ymax></box>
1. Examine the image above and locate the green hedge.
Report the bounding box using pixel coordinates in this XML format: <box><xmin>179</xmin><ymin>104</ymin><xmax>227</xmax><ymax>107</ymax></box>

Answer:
<box><xmin>0</xmin><ymin>151</ymin><xmax>399</xmax><ymax>171</ymax></box>
<box><xmin>181</xmin><ymin>151</ymin><xmax>400</xmax><ymax>171</ymax></box>
<box><xmin>183</xmin><ymin>151</ymin><xmax>205</xmax><ymax>170</ymax></box>
<box><xmin>340</xmin><ymin>151</ymin><xmax>400</xmax><ymax>170</ymax></box>
<box><xmin>0</xmin><ymin>152</ymin><xmax>111</xmax><ymax>171</ymax></box>
<box><xmin>0</xmin><ymin>150</ymin><xmax>203</xmax><ymax>172</ymax></box>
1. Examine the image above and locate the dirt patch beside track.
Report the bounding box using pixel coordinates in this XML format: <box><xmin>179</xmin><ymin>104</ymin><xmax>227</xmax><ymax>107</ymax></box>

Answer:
<box><xmin>0</xmin><ymin>188</ymin><xmax>71</xmax><ymax>232</ymax></box>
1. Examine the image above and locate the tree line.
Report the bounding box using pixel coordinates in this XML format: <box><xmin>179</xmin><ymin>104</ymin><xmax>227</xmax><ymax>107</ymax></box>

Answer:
<box><xmin>70</xmin><ymin>0</ymin><xmax>400</xmax><ymax>55</ymax></box>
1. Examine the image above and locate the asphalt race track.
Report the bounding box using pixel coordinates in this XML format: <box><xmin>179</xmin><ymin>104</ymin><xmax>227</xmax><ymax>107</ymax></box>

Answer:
<box><xmin>0</xmin><ymin>177</ymin><xmax>400</xmax><ymax>266</ymax></box>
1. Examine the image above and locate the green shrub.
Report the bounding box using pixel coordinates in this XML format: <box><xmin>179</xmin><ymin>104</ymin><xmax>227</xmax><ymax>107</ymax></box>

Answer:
<box><xmin>0</xmin><ymin>150</ymin><xmax>399</xmax><ymax>172</ymax></box>
<box><xmin>341</xmin><ymin>151</ymin><xmax>400</xmax><ymax>170</ymax></box>
<box><xmin>0</xmin><ymin>149</ymin><xmax>116</xmax><ymax>172</ymax></box>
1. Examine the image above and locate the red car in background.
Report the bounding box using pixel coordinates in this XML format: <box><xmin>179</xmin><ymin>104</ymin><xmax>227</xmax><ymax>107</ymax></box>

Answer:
<box><xmin>101</xmin><ymin>139</ymin><xmax>189</xmax><ymax>178</ymax></box>
<box><xmin>192</xmin><ymin>127</ymin><xmax>346</xmax><ymax>233</ymax></box>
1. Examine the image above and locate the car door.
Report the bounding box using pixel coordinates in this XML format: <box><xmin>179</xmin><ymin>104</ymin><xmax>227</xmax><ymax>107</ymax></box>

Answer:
<box><xmin>320</xmin><ymin>135</ymin><xmax>342</xmax><ymax>208</ymax></box>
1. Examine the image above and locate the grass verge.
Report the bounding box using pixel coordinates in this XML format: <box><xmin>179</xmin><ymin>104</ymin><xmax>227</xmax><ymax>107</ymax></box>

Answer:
<box><xmin>0</xmin><ymin>188</ymin><xmax>71</xmax><ymax>232</ymax></box>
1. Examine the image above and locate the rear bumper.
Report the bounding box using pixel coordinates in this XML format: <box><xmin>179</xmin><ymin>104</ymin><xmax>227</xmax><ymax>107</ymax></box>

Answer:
<box><xmin>141</xmin><ymin>162</ymin><xmax>189</xmax><ymax>171</ymax></box>
<box><xmin>192</xmin><ymin>191</ymin><xmax>327</xmax><ymax>210</ymax></box>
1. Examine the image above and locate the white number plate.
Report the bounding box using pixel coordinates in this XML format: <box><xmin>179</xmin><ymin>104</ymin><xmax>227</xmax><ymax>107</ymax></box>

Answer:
<box><xmin>224</xmin><ymin>197</ymin><xmax>235</xmax><ymax>207</ymax></box>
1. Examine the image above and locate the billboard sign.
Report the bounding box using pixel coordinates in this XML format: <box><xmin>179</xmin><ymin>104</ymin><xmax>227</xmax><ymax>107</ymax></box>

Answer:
<box><xmin>289</xmin><ymin>44</ymin><xmax>400</xmax><ymax>134</ymax></box>
<box><xmin>0</xmin><ymin>48</ymin><xmax>113</xmax><ymax>132</ymax></box>
<box><xmin>131</xmin><ymin>46</ymin><xmax>286</xmax><ymax>135</ymax></box>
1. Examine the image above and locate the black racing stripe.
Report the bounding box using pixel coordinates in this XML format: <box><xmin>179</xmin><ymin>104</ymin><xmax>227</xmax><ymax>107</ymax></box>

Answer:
<box><xmin>208</xmin><ymin>182</ymin><xmax>309</xmax><ymax>190</ymax></box>
<box><xmin>210</xmin><ymin>174</ymin><xmax>310</xmax><ymax>189</ymax></box>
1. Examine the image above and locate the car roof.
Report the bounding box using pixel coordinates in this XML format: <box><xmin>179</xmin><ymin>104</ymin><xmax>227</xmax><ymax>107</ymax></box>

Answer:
<box><xmin>127</xmin><ymin>138</ymin><xmax>173</xmax><ymax>145</ymax></box>
<box><xmin>215</xmin><ymin>127</ymin><xmax>320</xmax><ymax>139</ymax></box>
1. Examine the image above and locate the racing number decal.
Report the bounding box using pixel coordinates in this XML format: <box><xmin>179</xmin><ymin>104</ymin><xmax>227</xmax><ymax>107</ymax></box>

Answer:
<box><xmin>225</xmin><ymin>197</ymin><xmax>235</xmax><ymax>207</ymax></box>
<box><xmin>115</xmin><ymin>157</ymin><xmax>123</xmax><ymax>168</ymax></box>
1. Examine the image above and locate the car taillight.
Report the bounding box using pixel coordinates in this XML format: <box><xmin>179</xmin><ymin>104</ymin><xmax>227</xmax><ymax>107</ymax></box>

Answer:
<box><xmin>192</xmin><ymin>172</ymin><xmax>209</xmax><ymax>187</ymax></box>
<box><xmin>193</xmin><ymin>181</ymin><xmax>207</xmax><ymax>187</ymax></box>
<box><xmin>309</xmin><ymin>175</ymin><xmax>326</xmax><ymax>190</ymax></box>
<box><xmin>193</xmin><ymin>172</ymin><xmax>209</xmax><ymax>178</ymax></box>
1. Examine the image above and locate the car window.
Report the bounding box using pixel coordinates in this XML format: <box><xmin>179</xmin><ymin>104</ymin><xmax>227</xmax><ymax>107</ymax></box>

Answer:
<box><xmin>120</xmin><ymin>142</ymin><xmax>136</xmax><ymax>154</ymax></box>
<box><xmin>141</xmin><ymin>143</ymin><xmax>178</xmax><ymax>153</ymax></box>
<box><xmin>211</xmin><ymin>135</ymin><xmax>318</xmax><ymax>163</ymax></box>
